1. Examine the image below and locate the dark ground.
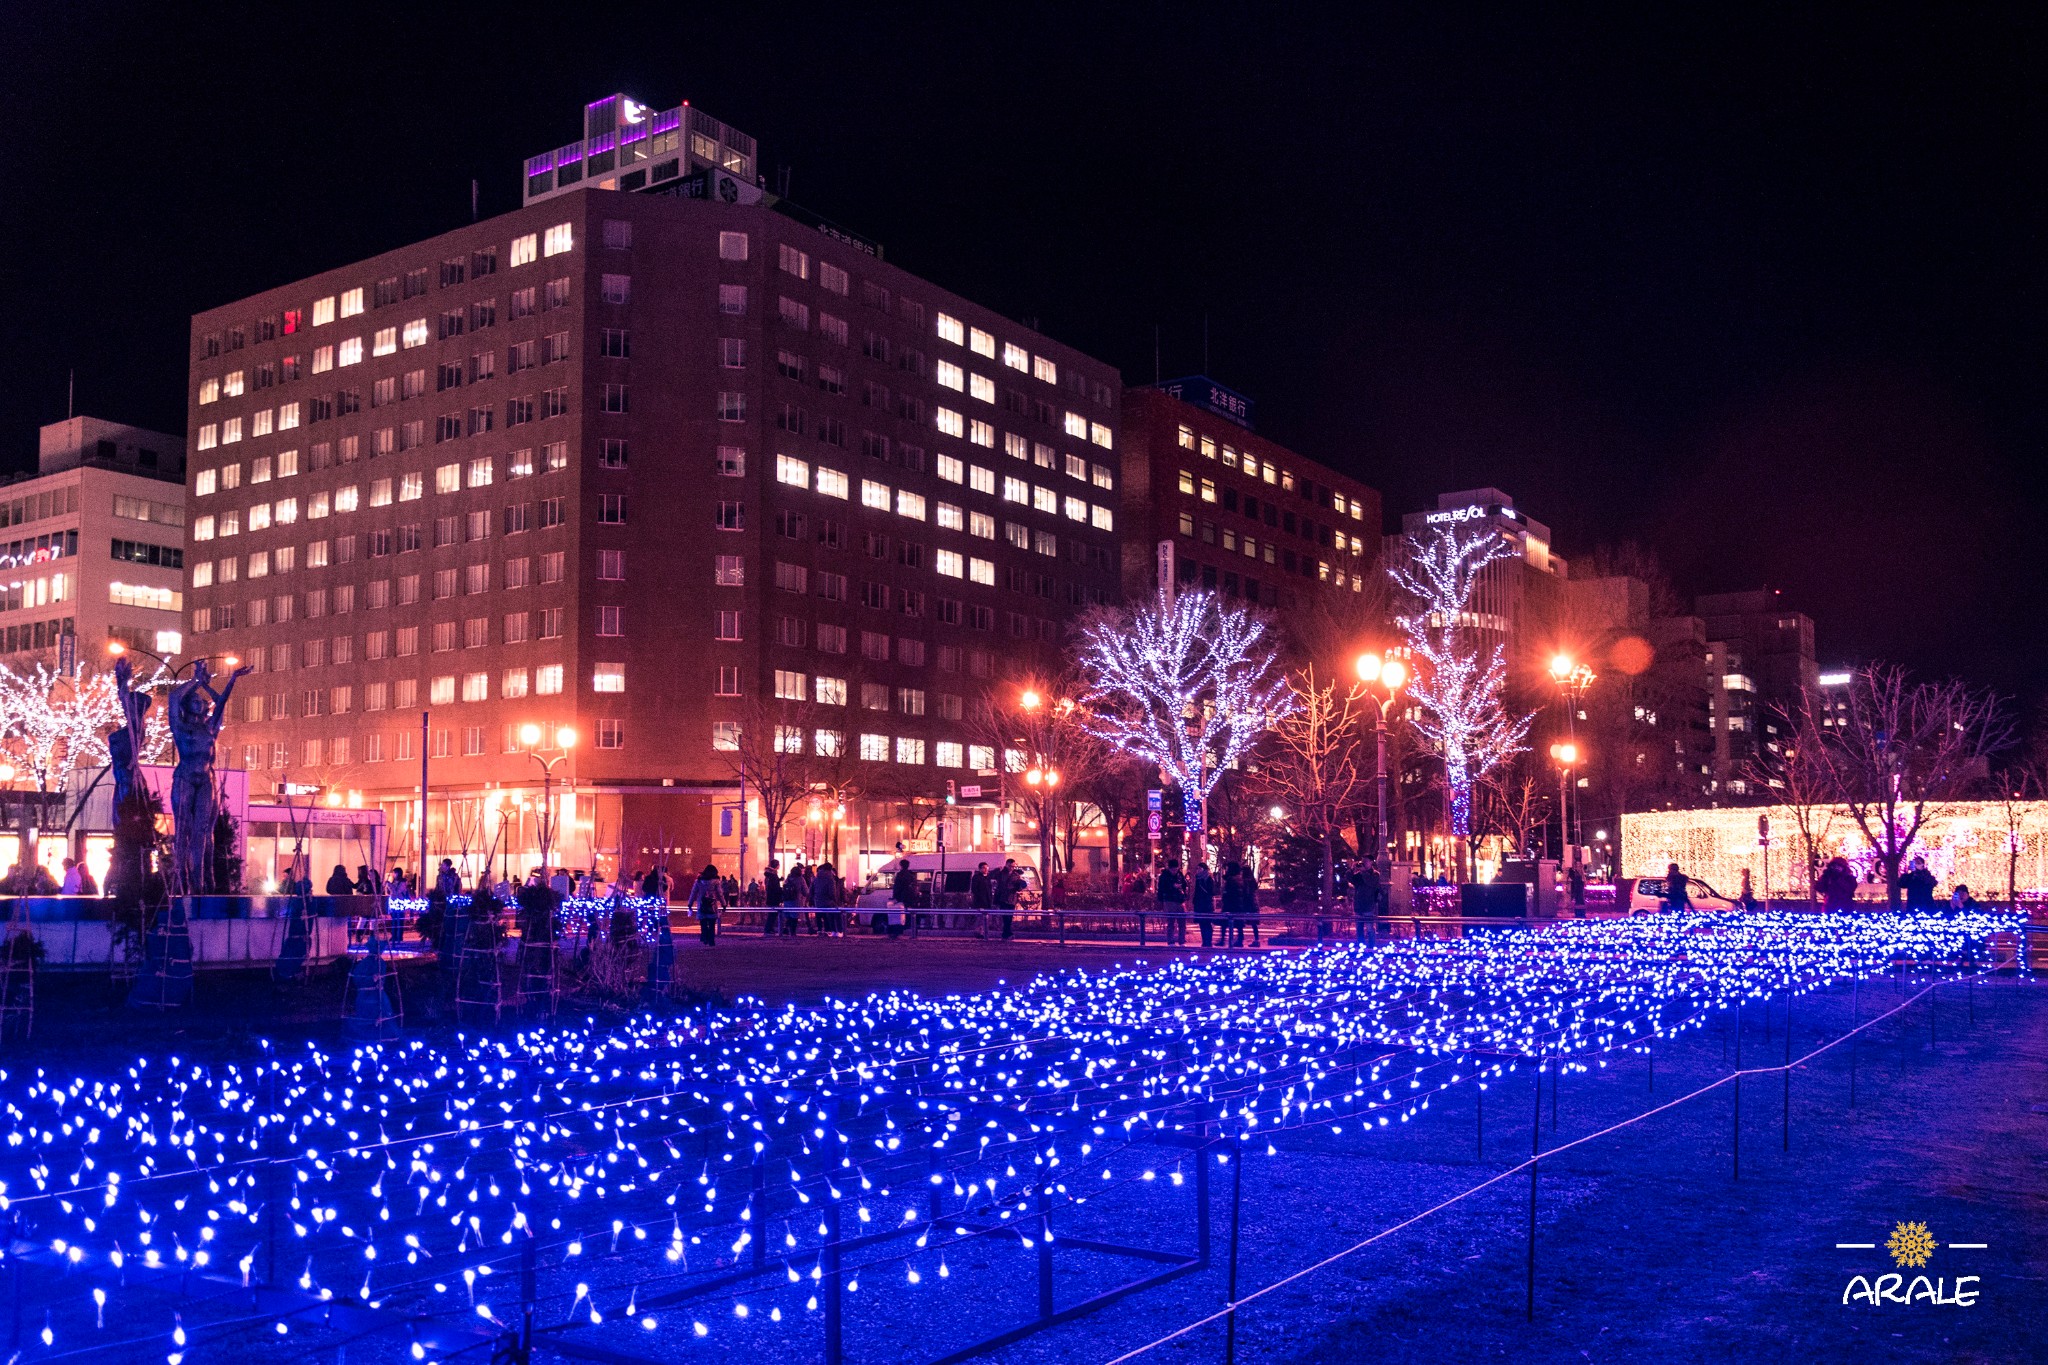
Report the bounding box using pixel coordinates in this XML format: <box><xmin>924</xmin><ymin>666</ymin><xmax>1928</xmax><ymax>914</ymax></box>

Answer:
<box><xmin>8</xmin><ymin>945</ymin><xmax>2046</xmax><ymax>1364</ymax></box>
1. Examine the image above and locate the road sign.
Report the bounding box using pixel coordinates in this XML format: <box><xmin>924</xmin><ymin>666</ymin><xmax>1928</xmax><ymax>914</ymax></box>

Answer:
<box><xmin>1147</xmin><ymin>811</ymin><xmax>1164</xmax><ymax>837</ymax></box>
<box><xmin>959</xmin><ymin>784</ymin><xmax>982</xmax><ymax>799</ymax></box>
<box><xmin>1146</xmin><ymin>789</ymin><xmax>1163</xmax><ymax>812</ymax></box>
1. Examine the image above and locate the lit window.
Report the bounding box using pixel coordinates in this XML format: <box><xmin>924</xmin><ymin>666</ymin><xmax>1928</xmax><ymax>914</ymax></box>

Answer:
<box><xmin>1002</xmin><ymin>342</ymin><xmax>1028</xmax><ymax>372</ymax></box>
<box><xmin>510</xmin><ymin>233</ymin><xmax>538</xmax><ymax>267</ymax></box>
<box><xmin>429</xmin><ymin>676</ymin><xmax>456</xmax><ymax>706</ymax></box>
<box><xmin>339</xmin><ymin>337</ymin><xmax>363</xmax><ymax>367</ymax></box>
<box><xmin>402</xmin><ymin>318</ymin><xmax>429</xmax><ymax>348</ymax></box>
<box><xmin>936</xmin><ymin>502</ymin><xmax>963</xmax><ymax>531</ymax></box>
<box><xmin>935</xmin><ymin>313</ymin><xmax>964</xmax><ymax>345</ymax></box>
<box><xmin>936</xmin><ymin>741</ymin><xmax>964</xmax><ymax>768</ymax></box>
<box><xmin>936</xmin><ymin>360</ymin><xmax>964</xmax><ymax>392</ymax></box>
<box><xmin>935</xmin><ymin>549</ymin><xmax>964</xmax><ymax>578</ymax></box>
<box><xmin>593</xmin><ymin>662</ymin><xmax>625</xmax><ymax>693</ymax></box>
<box><xmin>543</xmin><ymin>223</ymin><xmax>574</xmax><ymax>256</ymax></box>
<box><xmin>535</xmin><ymin>664</ymin><xmax>565</xmax><ymax>695</ymax></box>
<box><xmin>895</xmin><ymin>490</ymin><xmax>926</xmax><ymax>520</ymax></box>
<box><xmin>1065</xmin><ymin>412</ymin><xmax>1088</xmax><ymax>438</ymax></box>
<box><xmin>935</xmin><ymin>407</ymin><xmax>964</xmax><ymax>438</ymax></box>
<box><xmin>339</xmin><ymin>287</ymin><xmax>364</xmax><ymax>318</ymax></box>
<box><xmin>816</xmin><ymin>468</ymin><xmax>849</xmax><ymax>500</ymax></box>
<box><xmin>712</xmin><ymin>722</ymin><xmax>742</xmax><ymax>751</ymax></box>
<box><xmin>969</xmin><ymin>374</ymin><xmax>995</xmax><ymax>403</ymax></box>
<box><xmin>1003</xmin><ymin>476</ymin><xmax>1029</xmax><ymax>504</ymax></box>
<box><xmin>373</xmin><ymin>327</ymin><xmax>397</xmax><ymax>356</ymax></box>
<box><xmin>774</xmin><ymin>669</ymin><xmax>806</xmax><ymax>701</ymax></box>
<box><xmin>861</xmin><ymin>479</ymin><xmax>891</xmax><ymax>510</ymax></box>
<box><xmin>968</xmin><ymin>327</ymin><xmax>995</xmax><ymax>358</ymax></box>
<box><xmin>969</xmin><ymin>419</ymin><xmax>994</xmax><ymax>448</ymax></box>
<box><xmin>1090</xmin><ymin>421</ymin><xmax>1114</xmax><ymax>450</ymax></box>
<box><xmin>776</xmin><ymin>454</ymin><xmax>810</xmax><ymax>488</ymax></box>
<box><xmin>970</xmin><ymin>465</ymin><xmax>995</xmax><ymax>495</ymax></box>
<box><xmin>198</xmin><ymin>377</ymin><xmax>219</xmax><ymax>405</ymax></box>
<box><xmin>895</xmin><ymin>737</ymin><xmax>926</xmax><ymax>764</ymax></box>
<box><xmin>935</xmin><ymin>453</ymin><xmax>964</xmax><ymax>484</ymax></box>
<box><xmin>311</xmin><ymin>296</ymin><xmax>336</xmax><ymax>326</ymax></box>
<box><xmin>859</xmin><ymin>733</ymin><xmax>889</xmax><ymax>761</ymax></box>
<box><xmin>1091</xmin><ymin>505</ymin><xmax>1114</xmax><ymax>531</ymax></box>
<box><xmin>1064</xmin><ymin>495</ymin><xmax>1088</xmax><ymax>522</ymax></box>
<box><xmin>970</xmin><ymin>511</ymin><xmax>995</xmax><ymax>539</ymax></box>
<box><xmin>968</xmin><ymin>557</ymin><xmax>995</xmax><ymax>585</ymax></box>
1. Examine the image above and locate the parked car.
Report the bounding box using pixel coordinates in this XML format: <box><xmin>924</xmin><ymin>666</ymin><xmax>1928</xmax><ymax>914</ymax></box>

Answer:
<box><xmin>1624</xmin><ymin>876</ymin><xmax>1738</xmax><ymax>913</ymax></box>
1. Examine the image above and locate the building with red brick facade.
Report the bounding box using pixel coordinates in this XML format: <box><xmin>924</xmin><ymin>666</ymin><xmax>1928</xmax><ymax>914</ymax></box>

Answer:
<box><xmin>183</xmin><ymin>97</ymin><xmax>1124</xmax><ymax>885</ymax></box>
<box><xmin>1118</xmin><ymin>381</ymin><xmax>1382</xmax><ymax>644</ymax></box>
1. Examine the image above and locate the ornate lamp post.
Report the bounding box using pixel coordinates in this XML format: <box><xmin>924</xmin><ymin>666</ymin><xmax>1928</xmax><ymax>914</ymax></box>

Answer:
<box><xmin>518</xmin><ymin>723</ymin><xmax>577</xmax><ymax>877</ymax></box>
<box><xmin>1352</xmin><ymin>650</ymin><xmax>1410</xmax><ymax>875</ymax></box>
<box><xmin>1548</xmin><ymin>741</ymin><xmax>1580</xmax><ymax>865</ymax></box>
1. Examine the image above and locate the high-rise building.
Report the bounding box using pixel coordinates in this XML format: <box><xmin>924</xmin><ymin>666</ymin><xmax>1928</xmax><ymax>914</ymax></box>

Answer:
<box><xmin>1697</xmin><ymin>588</ymin><xmax>1819</xmax><ymax>797</ymax></box>
<box><xmin>1</xmin><ymin>417</ymin><xmax>187</xmax><ymax>669</ymax></box>
<box><xmin>1119</xmin><ymin>380</ymin><xmax>1381</xmax><ymax>641</ymax></box>
<box><xmin>184</xmin><ymin>96</ymin><xmax>1124</xmax><ymax>882</ymax></box>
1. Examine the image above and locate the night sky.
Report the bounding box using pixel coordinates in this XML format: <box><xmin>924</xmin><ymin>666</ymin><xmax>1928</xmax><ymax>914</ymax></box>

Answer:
<box><xmin>3</xmin><ymin>5</ymin><xmax>2041</xmax><ymax>700</ymax></box>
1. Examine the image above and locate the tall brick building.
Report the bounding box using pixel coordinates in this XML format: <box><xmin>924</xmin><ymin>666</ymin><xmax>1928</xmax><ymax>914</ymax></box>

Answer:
<box><xmin>1118</xmin><ymin>381</ymin><xmax>1381</xmax><ymax>636</ymax></box>
<box><xmin>183</xmin><ymin>96</ymin><xmax>1123</xmax><ymax>883</ymax></box>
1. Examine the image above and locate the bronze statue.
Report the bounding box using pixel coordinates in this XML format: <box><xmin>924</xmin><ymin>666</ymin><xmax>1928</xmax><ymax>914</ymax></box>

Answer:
<box><xmin>109</xmin><ymin>656</ymin><xmax>152</xmax><ymax>813</ymax></box>
<box><xmin>166</xmin><ymin>659</ymin><xmax>250</xmax><ymax>893</ymax></box>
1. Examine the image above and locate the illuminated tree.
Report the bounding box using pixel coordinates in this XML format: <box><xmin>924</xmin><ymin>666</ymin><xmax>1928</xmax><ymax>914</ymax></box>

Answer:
<box><xmin>1077</xmin><ymin>590</ymin><xmax>1291</xmax><ymax>865</ymax></box>
<box><xmin>1807</xmin><ymin>665</ymin><xmax>2009</xmax><ymax>909</ymax></box>
<box><xmin>0</xmin><ymin>661</ymin><xmax>171</xmax><ymax>809</ymax></box>
<box><xmin>1388</xmin><ymin>524</ymin><xmax>1532</xmax><ymax>878</ymax></box>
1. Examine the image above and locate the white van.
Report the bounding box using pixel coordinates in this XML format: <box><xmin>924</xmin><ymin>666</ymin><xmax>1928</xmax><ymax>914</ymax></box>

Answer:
<box><xmin>856</xmin><ymin>853</ymin><xmax>1040</xmax><ymax>910</ymax></box>
<box><xmin>1624</xmin><ymin>876</ymin><xmax>1738</xmax><ymax>913</ymax></box>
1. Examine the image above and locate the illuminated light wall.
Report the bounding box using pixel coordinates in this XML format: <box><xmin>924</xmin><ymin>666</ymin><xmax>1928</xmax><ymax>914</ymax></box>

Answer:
<box><xmin>1621</xmin><ymin>801</ymin><xmax>2048</xmax><ymax>899</ymax></box>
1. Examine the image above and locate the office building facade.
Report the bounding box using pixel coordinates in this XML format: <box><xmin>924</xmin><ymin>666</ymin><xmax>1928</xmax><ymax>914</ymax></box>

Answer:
<box><xmin>184</xmin><ymin>99</ymin><xmax>1124</xmax><ymax>881</ymax></box>
<box><xmin>0</xmin><ymin>417</ymin><xmax>187</xmax><ymax>669</ymax></box>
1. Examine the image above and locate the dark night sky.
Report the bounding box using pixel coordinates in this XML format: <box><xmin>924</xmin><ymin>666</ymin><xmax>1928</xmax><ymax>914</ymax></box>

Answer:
<box><xmin>3</xmin><ymin>5</ymin><xmax>2042</xmax><ymax>697</ymax></box>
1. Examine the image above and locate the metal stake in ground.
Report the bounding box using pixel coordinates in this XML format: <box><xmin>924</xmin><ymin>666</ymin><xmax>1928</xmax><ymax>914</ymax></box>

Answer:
<box><xmin>1036</xmin><ymin>1139</ymin><xmax>1055</xmax><ymax>1321</ymax></box>
<box><xmin>1732</xmin><ymin>1001</ymin><xmax>1743</xmax><ymax>1182</ymax></box>
<box><xmin>1782</xmin><ymin>996</ymin><xmax>1793</xmax><ymax>1152</ymax></box>
<box><xmin>825</xmin><ymin>1196</ymin><xmax>844</xmax><ymax>1365</ymax></box>
<box><xmin>1224</xmin><ymin>1133</ymin><xmax>1245</xmax><ymax>1365</ymax></box>
<box><xmin>1526</xmin><ymin>1058</ymin><xmax>1541</xmax><ymax>1322</ymax></box>
<box><xmin>1849</xmin><ymin>976</ymin><xmax>1859</xmax><ymax>1111</ymax></box>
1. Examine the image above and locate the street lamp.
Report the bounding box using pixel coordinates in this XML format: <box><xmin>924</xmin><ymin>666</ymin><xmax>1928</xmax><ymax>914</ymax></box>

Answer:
<box><xmin>1352</xmin><ymin>649</ymin><xmax>1409</xmax><ymax>876</ymax></box>
<box><xmin>1548</xmin><ymin>741</ymin><xmax>1579</xmax><ymax>865</ymax></box>
<box><xmin>519</xmin><ymin>722</ymin><xmax>577</xmax><ymax>878</ymax></box>
<box><xmin>1546</xmin><ymin>653</ymin><xmax>1596</xmax><ymax>861</ymax></box>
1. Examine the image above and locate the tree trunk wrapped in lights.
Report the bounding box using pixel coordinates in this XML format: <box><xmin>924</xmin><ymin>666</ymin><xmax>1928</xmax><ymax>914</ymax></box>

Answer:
<box><xmin>1388</xmin><ymin>524</ymin><xmax>1532</xmax><ymax>881</ymax></box>
<box><xmin>1076</xmin><ymin>589</ymin><xmax>1290</xmax><ymax>867</ymax></box>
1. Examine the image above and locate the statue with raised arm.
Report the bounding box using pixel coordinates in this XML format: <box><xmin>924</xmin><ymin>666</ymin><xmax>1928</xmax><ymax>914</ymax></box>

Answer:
<box><xmin>109</xmin><ymin>656</ymin><xmax>153</xmax><ymax>814</ymax></box>
<box><xmin>167</xmin><ymin>659</ymin><xmax>251</xmax><ymax>893</ymax></box>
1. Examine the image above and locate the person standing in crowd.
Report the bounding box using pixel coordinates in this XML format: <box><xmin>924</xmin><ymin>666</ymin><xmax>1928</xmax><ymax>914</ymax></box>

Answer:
<box><xmin>993</xmin><ymin>858</ymin><xmax>1019</xmax><ymax>940</ymax></box>
<box><xmin>1736</xmin><ymin>867</ymin><xmax>1761</xmax><ymax>911</ymax></box>
<box><xmin>813</xmin><ymin>860</ymin><xmax>843</xmax><ymax>936</ymax></box>
<box><xmin>1192</xmin><ymin>862</ymin><xmax>1216</xmax><ymax>948</ymax></box>
<box><xmin>763</xmin><ymin>859</ymin><xmax>784</xmax><ymax>936</ymax></box>
<box><xmin>548</xmin><ymin>865</ymin><xmax>573</xmax><ymax>902</ymax></box>
<box><xmin>1900</xmin><ymin>856</ymin><xmax>1938</xmax><ymax>911</ymax></box>
<box><xmin>1566</xmin><ymin>863</ymin><xmax>1586</xmax><ymax>910</ymax></box>
<box><xmin>1350</xmin><ymin>859</ymin><xmax>1382</xmax><ymax>941</ymax></box>
<box><xmin>787</xmin><ymin>860</ymin><xmax>813</xmax><ymax>935</ymax></box>
<box><xmin>640</xmin><ymin>863</ymin><xmax>671</xmax><ymax>901</ymax></box>
<box><xmin>385</xmin><ymin>866</ymin><xmax>410</xmax><ymax>898</ymax></box>
<box><xmin>1156</xmin><ymin>859</ymin><xmax>1188</xmax><ymax>945</ymax></box>
<box><xmin>354</xmin><ymin>864</ymin><xmax>377</xmax><ymax>895</ymax></box>
<box><xmin>1814</xmin><ymin>856</ymin><xmax>1858</xmax><ymax>912</ymax></box>
<box><xmin>325</xmin><ymin>863</ymin><xmax>355</xmax><ymax>896</ymax></box>
<box><xmin>687</xmin><ymin>864</ymin><xmax>725</xmax><ymax>946</ymax></box>
<box><xmin>435</xmin><ymin>858</ymin><xmax>462</xmax><ymax>898</ymax></box>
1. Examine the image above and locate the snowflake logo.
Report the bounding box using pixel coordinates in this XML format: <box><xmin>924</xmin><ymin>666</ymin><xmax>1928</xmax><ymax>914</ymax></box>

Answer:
<box><xmin>1887</xmin><ymin>1221</ymin><xmax>1935</xmax><ymax>1268</ymax></box>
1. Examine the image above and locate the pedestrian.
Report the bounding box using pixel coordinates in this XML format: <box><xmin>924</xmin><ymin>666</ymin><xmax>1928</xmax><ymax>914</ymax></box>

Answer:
<box><xmin>887</xmin><ymin>856</ymin><xmax>916</xmax><ymax>937</ymax></box>
<box><xmin>436</xmin><ymin>858</ymin><xmax>463</xmax><ymax>898</ymax></box>
<box><xmin>355</xmin><ymin>864</ymin><xmax>378</xmax><ymax>895</ymax></box>
<box><xmin>786</xmin><ymin>861</ymin><xmax>813</xmax><ymax>935</ymax></box>
<box><xmin>993</xmin><ymin>859</ymin><xmax>1019</xmax><ymax>940</ymax></box>
<box><xmin>1736</xmin><ymin>867</ymin><xmax>1760</xmax><ymax>912</ymax></box>
<box><xmin>1900</xmin><ymin>856</ymin><xmax>1938</xmax><ymax>911</ymax></box>
<box><xmin>1814</xmin><ymin>857</ymin><xmax>1857</xmax><ymax>912</ymax></box>
<box><xmin>1661</xmin><ymin>862</ymin><xmax>1692</xmax><ymax>912</ymax></box>
<box><xmin>763</xmin><ymin>859</ymin><xmax>784</xmax><ymax>936</ymax></box>
<box><xmin>59</xmin><ymin>858</ymin><xmax>84</xmax><ymax>895</ymax></box>
<box><xmin>1156</xmin><ymin>859</ymin><xmax>1188</xmax><ymax>945</ymax></box>
<box><xmin>687</xmin><ymin>864</ymin><xmax>725</xmax><ymax>945</ymax></box>
<box><xmin>1566</xmin><ymin>863</ymin><xmax>1586</xmax><ymax>910</ymax></box>
<box><xmin>970</xmin><ymin>861</ymin><xmax>993</xmax><ymax>935</ymax></box>
<box><xmin>325</xmin><ymin>863</ymin><xmax>355</xmax><ymax>895</ymax></box>
<box><xmin>1192</xmin><ymin>862</ymin><xmax>1216</xmax><ymax>948</ymax></box>
<box><xmin>1350</xmin><ymin>859</ymin><xmax>1382</xmax><ymax>941</ymax></box>
<box><xmin>549</xmin><ymin>866</ymin><xmax>573</xmax><ymax>901</ymax></box>
<box><xmin>1949</xmin><ymin>884</ymin><xmax>1979</xmax><ymax>911</ymax></box>
<box><xmin>385</xmin><ymin>866</ymin><xmax>410</xmax><ymax>898</ymax></box>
